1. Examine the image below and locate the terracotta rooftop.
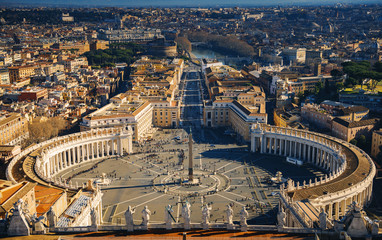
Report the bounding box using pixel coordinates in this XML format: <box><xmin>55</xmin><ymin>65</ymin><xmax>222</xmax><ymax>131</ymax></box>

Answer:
<box><xmin>332</xmin><ymin>117</ymin><xmax>379</xmax><ymax>128</ymax></box>
<box><xmin>35</xmin><ymin>185</ymin><xmax>65</xmax><ymax>217</ymax></box>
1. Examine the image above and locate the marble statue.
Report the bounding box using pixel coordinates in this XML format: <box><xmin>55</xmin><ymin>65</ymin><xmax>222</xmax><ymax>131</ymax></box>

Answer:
<box><xmin>202</xmin><ymin>204</ymin><xmax>212</xmax><ymax>227</ymax></box>
<box><xmin>240</xmin><ymin>206</ymin><xmax>249</xmax><ymax>231</ymax></box>
<box><xmin>90</xmin><ymin>208</ymin><xmax>98</xmax><ymax>230</ymax></box>
<box><xmin>31</xmin><ymin>213</ymin><xmax>46</xmax><ymax>234</ymax></box>
<box><xmin>165</xmin><ymin>205</ymin><xmax>173</xmax><ymax>229</ymax></box>
<box><xmin>125</xmin><ymin>205</ymin><xmax>135</xmax><ymax>230</ymax></box>
<box><xmin>371</xmin><ymin>220</ymin><xmax>379</xmax><ymax>235</ymax></box>
<box><xmin>141</xmin><ymin>205</ymin><xmax>151</xmax><ymax>227</ymax></box>
<box><xmin>277</xmin><ymin>208</ymin><xmax>286</xmax><ymax>227</ymax></box>
<box><xmin>182</xmin><ymin>201</ymin><xmax>191</xmax><ymax>229</ymax></box>
<box><xmin>90</xmin><ymin>208</ymin><xmax>97</xmax><ymax>225</ymax></box>
<box><xmin>319</xmin><ymin>208</ymin><xmax>327</xmax><ymax>230</ymax></box>
<box><xmin>47</xmin><ymin>207</ymin><xmax>57</xmax><ymax>230</ymax></box>
<box><xmin>7</xmin><ymin>200</ymin><xmax>30</xmax><ymax>236</ymax></box>
<box><xmin>226</xmin><ymin>204</ymin><xmax>233</xmax><ymax>225</ymax></box>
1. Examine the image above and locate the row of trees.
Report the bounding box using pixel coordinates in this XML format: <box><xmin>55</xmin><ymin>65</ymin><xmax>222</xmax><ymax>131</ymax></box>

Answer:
<box><xmin>341</xmin><ymin>61</ymin><xmax>382</xmax><ymax>88</ymax></box>
<box><xmin>82</xmin><ymin>43</ymin><xmax>143</xmax><ymax>68</ymax></box>
<box><xmin>175</xmin><ymin>37</ymin><xmax>192</xmax><ymax>52</ymax></box>
<box><xmin>25</xmin><ymin>117</ymin><xmax>68</xmax><ymax>146</ymax></box>
<box><xmin>185</xmin><ymin>31</ymin><xmax>255</xmax><ymax>57</ymax></box>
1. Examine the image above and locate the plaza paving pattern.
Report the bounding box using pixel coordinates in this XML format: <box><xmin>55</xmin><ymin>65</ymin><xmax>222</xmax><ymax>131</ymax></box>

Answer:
<box><xmin>57</xmin><ymin>129</ymin><xmax>325</xmax><ymax>227</ymax></box>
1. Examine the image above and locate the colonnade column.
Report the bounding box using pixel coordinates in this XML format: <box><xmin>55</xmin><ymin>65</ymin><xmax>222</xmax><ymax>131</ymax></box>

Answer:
<box><xmin>341</xmin><ymin>200</ymin><xmax>346</xmax><ymax>216</ymax></box>
<box><xmin>100</xmin><ymin>141</ymin><xmax>105</xmax><ymax>157</ymax></box>
<box><xmin>303</xmin><ymin>144</ymin><xmax>306</xmax><ymax>160</ymax></box>
<box><xmin>274</xmin><ymin>138</ymin><xmax>277</xmax><ymax>154</ymax></box>
<box><xmin>77</xmin><ymin>146</ymin><xmax>81</xmax><ymax>163</ymax></box>
<box><xmin>94</xmin><ymin>142</ymin><xmax>98</xmax><ymax>158</ymax></box>
<box><xmin>334</xmin><ymin>202</ymin><xmax>339</xmax><ymax>220</ymax></box>
<box><xmin>111</xmin><ymin>140</ymin><xmax>115</xmax><ymax>155</ymax></box>
<box><xmin>119</xmin><ymin>138</ymin><xmax>123</xmax><ymax>155</ymax></box>
<box><xmin>68</xmin><ymin>149</ymin><xmax>72</xmax><ymax>166</ymax></box>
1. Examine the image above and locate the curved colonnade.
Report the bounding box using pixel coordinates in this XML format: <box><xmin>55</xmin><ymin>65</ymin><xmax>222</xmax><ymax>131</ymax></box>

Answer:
<box><xmin>250</xmin><ymin>123</ymin><xmax>375</xmax><ymax>221</ymax></box>
<box><xmin>7</xmin><ymin>127</ymin><xmax>133</xmax><ymax>188</ymax></box>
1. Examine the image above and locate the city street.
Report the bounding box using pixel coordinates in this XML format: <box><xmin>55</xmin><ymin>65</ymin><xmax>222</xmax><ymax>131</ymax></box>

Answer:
<box><xmin>180</xmin><ymin>65</ymin><xmax>204</xmax><ymax>129</ymax></box>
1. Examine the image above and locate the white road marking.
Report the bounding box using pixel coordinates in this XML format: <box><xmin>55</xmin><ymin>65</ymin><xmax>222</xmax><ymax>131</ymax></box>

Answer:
<box><xmin>133</xmin><ymin>194</ymin><xmax>167</xmax><ymax>208</ymax></box>
<box><xmin>216</xmin><ymin>162</ymin><xmax>234</xmax><ymax>171</ymax></box>
<box><xmin>207</xmin><ymin>194</ymin><xmax>245</xmax><ymax>206</ymax></box>
<box><xmin>106</xmin><ymin>191</ymin><xmax>157</xmax><ymax>208</ymax></box>
<box><xmin>217</xmin><ymin>155</ymin><xmax>246</xmax><ymax>171</ymax></box>
<box><xmin>121</xmin><ymin>159</ymin><xmax>161</xmax><ymax>175</ymax></box>
<box><xmin>225</xmin><ymin>190</ymin><xmax>249</xmax><ymax>199</ymax></box>
<box><xmin>223</xmin><ymin>165</ymin><xmax>244</xmax><ymax>174</ymax></box>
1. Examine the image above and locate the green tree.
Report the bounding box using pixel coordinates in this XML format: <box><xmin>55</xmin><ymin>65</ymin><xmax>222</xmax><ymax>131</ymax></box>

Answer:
<box><xmin>374</xmin><ymin>61</ymin><xmax>382</xmax><ymax>73</ymax></box>
<box><xmin>342</xmin><ymin>61</ymin><xmax>382</xmax><ymax>88</ymax></box>
<box><xmin>330</xmin><ymin>69</ymin><xmax>343</xmax><ymax>78</ymax></box>
<box><xmin>335</xmin><ymin>82</ymin><xmax>345</xmax><ymax>93</ymax></box>
<box><xmin>314</xmin><ymin>81</ymin><xmax>323</xmax><ymax>94</ymax></box>
<box><xmin>350</xmin><ymin>138</ymin><xmax>357</xmax><ymax>146</ymax></box>
<box><xmin>175</xmin><ymin>36</ymin><xmax>192</xmax><ymax>52</ymax></box>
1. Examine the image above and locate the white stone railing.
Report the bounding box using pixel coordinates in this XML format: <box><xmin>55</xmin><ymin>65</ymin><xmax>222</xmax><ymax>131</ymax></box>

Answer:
<box><xmin>278</xmin><ymin>190</ymin><xmax>310</xmax><ymax>228</ymax></box>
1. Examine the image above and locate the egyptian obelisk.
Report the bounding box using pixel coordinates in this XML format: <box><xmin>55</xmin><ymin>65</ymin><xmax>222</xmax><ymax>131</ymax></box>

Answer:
<box><xmin>188</xmin><ymin>128</ymin><xmax>193</xmax><ymax>181</ymax></box>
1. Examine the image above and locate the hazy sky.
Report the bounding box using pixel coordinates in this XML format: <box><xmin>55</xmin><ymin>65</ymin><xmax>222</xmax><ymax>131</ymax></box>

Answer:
<box><xmin>6</xmin><ymin>0</ymin><xmax>381</xmax><ymax>7</ymax></box>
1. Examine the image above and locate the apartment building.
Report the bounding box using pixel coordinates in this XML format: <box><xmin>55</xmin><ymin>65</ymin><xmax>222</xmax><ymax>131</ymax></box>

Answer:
<box><xmin>0</xmin><ymin>112</ymin><xmax>29</xmax><ymax>145</ymax></box>
<box><xmin>302</xmin><ymin>101</ymin><xmax>369</xmax><ymax>130</ymax></box>
<box><xmin>371</xmin><ymin>129</ymin><xmax>382</xmax><ymax>160</ymax></box>
<box><xmin>8</xmin><ymin>65</ymin><xmax>36</xmax><ymax>83</ymax></box>
<box><xmin>81</xmin><ymin>98</ymin><xmax>153</xmax><ymax>142</ymax></box>
<box><xmin>203</xmin><ymin>100</ymin><xmax>267</xmax><ymax>141</ymax></box>
<box><xmin>331</xmin><ymin>117</ymin><xmax>379</xmax><ymax>142</ymax></box>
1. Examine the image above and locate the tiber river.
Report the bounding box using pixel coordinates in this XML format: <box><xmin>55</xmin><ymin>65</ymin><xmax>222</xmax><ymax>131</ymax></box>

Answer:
<box><xmin>191</xmin><ymin>47</ymin><xmax>226</xmax><ymax>59</ymax></box>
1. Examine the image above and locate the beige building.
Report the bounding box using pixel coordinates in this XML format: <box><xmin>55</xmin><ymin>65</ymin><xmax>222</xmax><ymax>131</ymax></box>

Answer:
<box><xmin>81</xmin><ymin>99</ymin><xmax>153</xmax><ymax>142</ymax></box>
<box><xmin>204</xmin><ymin>100</ymin><xmax>267</xmax><ymax>141</ymax></box>
<box><xmin>0</xmin><ymin>181</ymin><xmax>37</xmax><ymax>219</ymax></box>
<box><xmin>81</xmin><ymin>57</ymin><xmax>183</xmax><ymax>141</ymax></box>
<box><xmin>8</xmin><ymin>65</ymin><xmax>36</xmax><ymax>83</ymax></box>
<box><xmin>0</xmin><ymin>113</ymin><xmax>29</xmax><ymax>145</ymax></box>
<box><xmin>152</xmin><ymin>101</ymin><xmax>180</xmax><ymax>128</ymax></box>
<box><xmin>371</xmin><ymin>129</ymin><xmax>382</xmax><ymax>160</ymax></box>
<box><xmin>302</xmin><ymin>102</ymin><xmax>370</xmax><ymax>131</ymax></box>
<box><xmin>331</xmin><ymin>118</ymin><xmax>379</xmax><ymax>142</ymax></box>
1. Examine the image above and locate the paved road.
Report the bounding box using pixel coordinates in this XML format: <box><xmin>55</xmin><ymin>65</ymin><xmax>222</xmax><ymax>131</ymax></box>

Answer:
<box><xmin>180</xmin><ymin>63</ymin><xmax>211</xmax><ymax>143</ymax></box>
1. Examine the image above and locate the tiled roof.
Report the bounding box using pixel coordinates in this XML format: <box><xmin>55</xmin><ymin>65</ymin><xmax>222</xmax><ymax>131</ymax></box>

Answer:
<box><xmin>332</xmin><ymin>117</ymin><xmax>379</xmax><ymax>128</ymax></box>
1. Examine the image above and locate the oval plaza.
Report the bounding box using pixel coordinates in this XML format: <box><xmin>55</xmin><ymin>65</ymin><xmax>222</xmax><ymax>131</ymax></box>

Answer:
<box><xmin>5</xmin><ymin>121</ymin><xmax>377</xmax><ymax>237</ymax></box>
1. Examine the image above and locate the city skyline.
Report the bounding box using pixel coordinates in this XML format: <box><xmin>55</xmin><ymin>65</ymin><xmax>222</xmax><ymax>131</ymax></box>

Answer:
<box><xmin>3</xmin><ymin>0</ymin><xmax>382</xmax><ymax>7</ymax></box>
<box><xmin>0</xmin><ymin>3</ymin><xmax>381</xmax><ymax>239</ymax></box>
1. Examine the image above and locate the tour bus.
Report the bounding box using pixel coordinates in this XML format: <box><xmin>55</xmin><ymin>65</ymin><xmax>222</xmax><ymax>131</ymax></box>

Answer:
<box><xmin>286</xmin><ymin>157</ymin><xmax>303</xmax><ymax>166</ymax></box>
